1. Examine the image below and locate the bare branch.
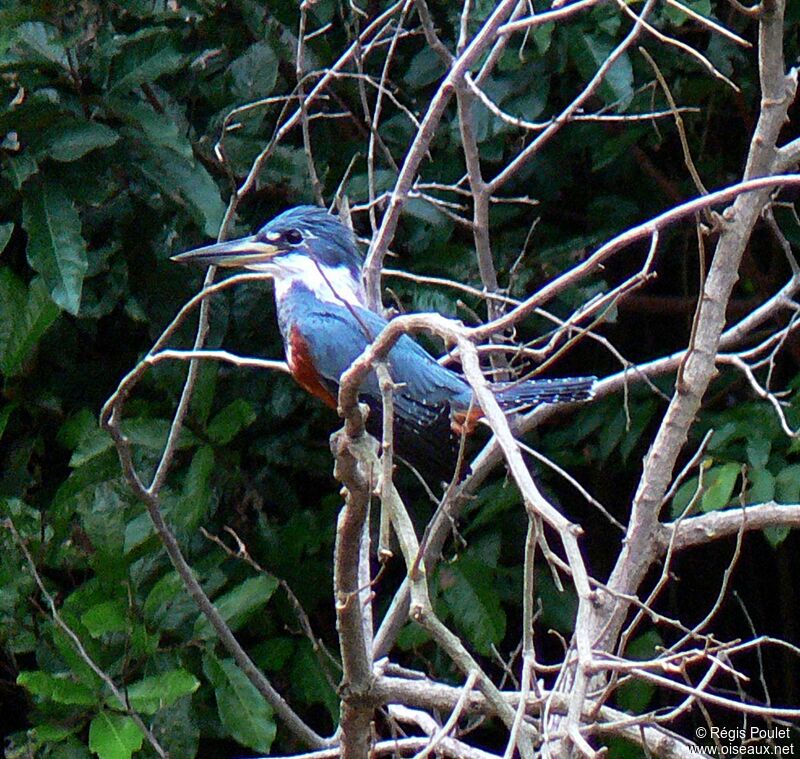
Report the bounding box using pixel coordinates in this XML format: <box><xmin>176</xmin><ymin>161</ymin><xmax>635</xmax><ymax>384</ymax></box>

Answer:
<box><xmin>362</xmin><ymin>0</ymin><xmax>520</xmax><ymax>308</ymax></box>
<box><xmin>498</xmin><ymin>0</ymin><xmax>606</xmax><ymax>35</ymax></box>
<box><xmin>330</xmin><ymin>415</ymin><xmax>377</xmax><ymax>759</ymax></box>
<box><xmin>660</xmin><ymin>502</ymin><xmax>800</xmax><ymax>551</ymax></box>
<box><xmin>488</xmin><ymin>0</ymin><xmax>658</xmax><ymax>193</ymax></box>
<box><xmin>470</xmin><ymin>175</ymin><xmax>800</xmax><ymax>342</ymax></box>
<box><xmin>590</xmin><ymin>0</ymin><xmax>797</xmax><ymax>666</ymax></box>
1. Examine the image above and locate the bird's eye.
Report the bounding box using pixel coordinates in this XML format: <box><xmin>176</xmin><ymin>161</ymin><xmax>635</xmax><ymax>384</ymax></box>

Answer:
<box><xmin>284</xmin><ymin>229</ymin><xmax>303</xmax><ymax>245</ymax></box>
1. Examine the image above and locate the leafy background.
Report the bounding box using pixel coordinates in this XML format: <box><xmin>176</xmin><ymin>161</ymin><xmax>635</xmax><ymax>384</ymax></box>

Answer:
<box><xmin>1</xmin><ymin>0</ymin><xmax>799</xmax><ymax>757</ymax></box>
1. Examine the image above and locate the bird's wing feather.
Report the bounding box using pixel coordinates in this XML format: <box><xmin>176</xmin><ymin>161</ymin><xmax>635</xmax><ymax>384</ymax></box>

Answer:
<box><xmin>289</xmin><ymin>303</ymin><xmax>469</xmax><ymax>480</ymax></box>
<box><xmin>294</xmin><ymin>304</ymin><xmax>470</xmax><ymax>417</ymax></box>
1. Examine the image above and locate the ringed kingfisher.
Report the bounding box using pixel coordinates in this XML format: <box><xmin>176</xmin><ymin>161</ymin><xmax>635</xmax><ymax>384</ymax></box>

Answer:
<box><xmin>173</xmin><ymin>206</ymin><xmax>596</xmax><ymax>481</ymax></box>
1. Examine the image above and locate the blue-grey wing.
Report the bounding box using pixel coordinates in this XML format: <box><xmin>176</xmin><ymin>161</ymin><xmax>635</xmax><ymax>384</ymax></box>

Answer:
<box><xmin>297</xmin><ymin>304</ymin><xmax>470</xmax><ymax>412</ymax></box>
<box><xmin>293</xmin><ymin>304</ymin><xmax>468</xmax><ymax>479</ymax></box>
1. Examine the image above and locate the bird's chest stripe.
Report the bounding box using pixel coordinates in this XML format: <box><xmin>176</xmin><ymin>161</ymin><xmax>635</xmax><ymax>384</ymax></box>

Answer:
<box><xmin>287</xmin><ymin>327</ymin><xmax>338</xmax><ymax>409</ymax></box>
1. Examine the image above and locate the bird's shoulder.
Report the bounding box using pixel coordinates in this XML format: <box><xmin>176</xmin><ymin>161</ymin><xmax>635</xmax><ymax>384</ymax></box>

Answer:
<box><xmin>282</xmin><ymin>292</ymin><xmax>469</xmax><ymax>403</ymax></box>
<box><xmin>284</xmin><ymin>299</ymin><xmax>387</xmax><ymax>348</ymax></box>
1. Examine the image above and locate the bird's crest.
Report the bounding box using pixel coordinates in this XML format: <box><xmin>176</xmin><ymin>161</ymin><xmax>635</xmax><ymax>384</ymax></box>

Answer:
<box><xmin>258</xmin><ymin>206</ymin><xmax>363</xmax><ymax>277</ymax></box>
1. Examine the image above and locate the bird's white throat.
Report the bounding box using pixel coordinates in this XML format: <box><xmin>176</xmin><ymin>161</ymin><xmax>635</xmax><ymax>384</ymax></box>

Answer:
<box><xmin>268</xmin><ymin>254</ymin><xmax>365</xmax><ymax>306</ymax></box>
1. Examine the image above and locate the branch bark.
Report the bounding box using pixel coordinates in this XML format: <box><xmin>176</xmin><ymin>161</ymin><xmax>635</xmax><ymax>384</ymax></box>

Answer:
<box><xmin>331</xmin><ymin>418</ymin><xmax>378</xmax><ymax>759</ymax></box>
<box><xmin>591</xmin><ymin>0</ymin><xmax>797</xmax><ymax>657</ymax></box>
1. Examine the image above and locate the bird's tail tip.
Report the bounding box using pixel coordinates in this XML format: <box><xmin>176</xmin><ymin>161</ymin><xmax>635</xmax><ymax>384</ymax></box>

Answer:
<box><xmin>496</xmin><ymin>375</ymin><xmax>598</xmax><ymax>409</ymax></box>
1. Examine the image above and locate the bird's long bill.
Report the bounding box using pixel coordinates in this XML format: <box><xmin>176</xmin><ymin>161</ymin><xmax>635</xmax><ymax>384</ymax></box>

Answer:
<box><xmin>170</xmin><ymin>236</ymin><xmax>281</xmax><ymax>267</ymax></box>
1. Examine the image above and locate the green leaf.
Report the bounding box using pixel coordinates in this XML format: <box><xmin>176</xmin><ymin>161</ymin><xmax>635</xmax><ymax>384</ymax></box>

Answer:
<box><xmin>11</xmin><ymin>22</ymin><xmax>67</xmax><ymax>67</ymax></box>
<box><xmin>75</xmin><ymin>483</ymin><xmax>128</xmax><ymax>569</ymax></box>
<box><xmin>143</xmin><ymin>571</ymin><xmax>198</xmax><ymax>631</ymax></box>
<box><xmin>58</xmin><ymin>408</ymin><xmax>98</xmax><ymax>451</ymax></box>
<box><xmin>570</xmin><ymin>32</ymin><xmax>633</xmax><ymax>107</ymax></box>
<box><xmin>700</xmin><ymin>462</ymin><xmax>741</xmax><ymax>513</ymax></box>
<box><xmin>747</xmin><ymin>467</ymin><xmax>775</xmax><ymax>505</ymax></box>
<box><xmin>465</xmin><ymin>479</ymin><xmax>521</xmax><ymax>530</ymax></box>
<box><xmin>228</xmin><ymin>41</ymin><xmax>278</xmax><ymax>101</ymax></box>
<box><xmin>396</xmin><ymin>621</ymin><xmax>432</xmax><ymax>649</ymax></box>
<box><xmin>39</xmin><ymin>122</ymin><xmax>119</xmax><ymax>162</ymax></box>
<box><xmin>0</xmin><ymin>270</ymin><xmax>59</xmax><ymax>376</ymax></box>
<box><xmin>405</xmin><ymin>197</ymin><xmax>451</xmax><ymax>229</ymax></box>
<box><xmin>70</xmin><ymin>417</ymin><xmax>196</xmax><ymax>467</ymax></box>
<box><xmin>619</xmin><ymin>399</ymin><xmax>657</xmax><ymax>462</ymax></box>
<box><xmin>746</xmin><ymin>438</ymin><xmax>771</xmax><ymax>470</ymax></box>
<box><xmin>108</xmin><ymin>30</ymin><xmax>185</xmax><ymax>93</ymax></box>
<box><xmin>536</xmin><ymin>567</ymin><xmax>578</xmax><ymax>633</ymax></box>
<box><xmin>185</xmin><ymin>445</ymin><xmax>214</xmax><ymax>503</ymax></box>
<box><xmin>763</xmin><ymin>464</ymin><xmax>800</xmax><ymax>547</ymax></box>
<box><xmin>0</xmin><ymin>402</ymin><xmax>16</xmax><ymax>441</ymax></box>
<box><xmin>174</xmin><ymin>445</ymin><xmax>214</xmax><ymax>530</ymax></box>
<box><xmin>68</xmin><ymin>425</ymin><xmax>114</xmax><ymax>467</ymax></box>
<box><xmin>616</xmin><ymin>630</ymin><xmax>662</xmax><ymax>712</ymax></box>
<box><xmin>4</xmin><ymin>153</ymin><xmax>39</xmax><ymax>189</ymax></box>
<box><xmin>137</xmin><ymin>144</ymin><xmax>225</xmax><ymax>236</ymax></box>
<box><xmin>123</xmin><ymin>511</ymin><xmax>157</xmax><ymax>556</ymax></box>
<box><xmin>81</xmin><ymin>599</ymin><xmax>128</xmax><ymax>637</ymax></box>
<box><xmin>775</xmin><ymin>464</ymin><xmax>800</xmax><ymax>503</ymax></box>
<box><xmin>69</xmin><ymin>418</ymin><xmax>195</xmax><ymax>469</ymax></box>
<box><xmin>31</xmin><ymin>723</ymin><xmax>76</xmax><ymax>743</ymax></box>
<box><xmin>0</xmin><ymin>222</ymin><xmax>12</xmax><ymax>254</ymax></box>
<box><xmin>404</xmin><ymin>46</ymin><xmax>446</xmax><ymax>87</ymax></box>
<box><xmin>194</xmin><ymin>574</ymin><xmax>278</xmax><ymax>640</ymax></box>
<box><xmin>763</xmin><ymin>522</ymin><xmax>791</xmax><ymax>548</ymax></box>
<box><xmin>207</xmin><ymin>399</ymin><xmax>257</xmax><ymax>445</ymax></box>
<box><xmin>114</xmin><ymin>100</ymin><xmax>193</xmax><ymax>160</ymax></box>
<box><xmin>707</xmin><ymin>422</ymin><xmax>739</xmax><ymax>451</ymax></box>
<box><xmin>125</xmin><ymin>418</ymin><xmax>197</xmax><ymax>450</ymax></box>
<box><xmin>190</xmin><ymin>361</ymin><xmax>218</xmax><ymax>425</ymax></box>
<box><xmin>148</xmin><ymin>690</ymin><xmax>200</xmax><ymax>757</ymax></box>
<box><xmin>289</xmin><ymin>640</ymin><xmax>339</xmax><ymax>721</ymax></box>
<box><xmin>123</xmin><ymin>669</ymin><xmax>200</xmax><ymax>715</ymax></box>
<box><xmin>17</xmin><ymin>670</ymin><xmax>98</xmax><ymax>706</ymax></box>
<box><xmin>203</xmin><ymin>656</ymin><xmax>276</xmax><ymax>753</ymax></box>
<box><xmin>440</xmin><ymin>557</ymin><xmax>506</xmax><ymax>655</ymax></box>
<box><xmin>671</xmin><ymin>472</ymin><xmax>700</xmax><ymax>517</ymax></box>
<box><xmin>88</xmin><ymin>713</ymin><xmax>144</xmax><ymax>759</ymax></box>
<box><xmin>22</xmin><ymin>179</ymin><xmax>88</xmax><ymax>314</ymax></box>
<box><xmin>596</xmin><ymin>405</ymin><xmax>628</xmax><ymax>462</ymax></box>
<box><xmin>532</xmin><ymin>23</ymin><xmax>554</xmax><ymax>55</ymax></box>
<box><xmin>50</xmin><ymin>452</ymin><xmax>121</xmax><ymax>526</ymax></box>
<box><xmin>254</xmin><ymin>636</ymin><xmax>295</xmax><ymax>671</ymax></box>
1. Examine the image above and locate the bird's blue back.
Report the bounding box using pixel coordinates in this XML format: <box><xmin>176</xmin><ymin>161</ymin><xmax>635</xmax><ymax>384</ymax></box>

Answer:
<box><xmin>276</xmin><ymin>282</ymin><xmax>472</xmax><ymax>426</ymax></box>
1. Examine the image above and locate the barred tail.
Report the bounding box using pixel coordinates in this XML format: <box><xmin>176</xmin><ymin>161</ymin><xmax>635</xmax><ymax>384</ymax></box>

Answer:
<box><xmin>495</xmin><ymin>375</ymin><xmax>597</xmax><ymax>411</ymax></box>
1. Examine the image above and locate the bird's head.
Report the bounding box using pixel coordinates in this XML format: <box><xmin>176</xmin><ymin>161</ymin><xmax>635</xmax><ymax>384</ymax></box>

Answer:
<box><xmin>172</xmin><ymin>205</ymin><xmax>366</xmax><ymax>306</ymax></box>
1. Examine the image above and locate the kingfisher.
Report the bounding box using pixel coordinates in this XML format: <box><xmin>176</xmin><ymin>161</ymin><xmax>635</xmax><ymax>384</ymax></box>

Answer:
<box><xmin>173</xmin><ymin>206</ymin><xmax>596</xmax><ymax>481</ymax></box>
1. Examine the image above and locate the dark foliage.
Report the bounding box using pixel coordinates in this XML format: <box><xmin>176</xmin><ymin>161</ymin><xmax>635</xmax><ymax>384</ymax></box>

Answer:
<box><xmin>1</xmin><ymin>1</ymin><xmax>798</xmax><ymax>757</ymax></box>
